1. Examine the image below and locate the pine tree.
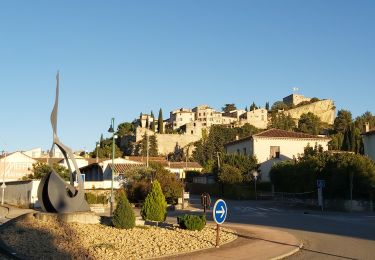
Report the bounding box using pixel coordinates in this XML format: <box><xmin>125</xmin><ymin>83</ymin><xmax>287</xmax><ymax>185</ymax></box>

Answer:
<box><xmin>250</xmin><ymin>102</ymin><xmax>257</xmax><ymax>111</ymax></box>
<box><xmin>141</xmin><ymin>180</ymin><xmax>167</xmax><ymax>222</ymax></box>
<box><xmin>265</xmin><ymin>102</ymin><xmax>270</xmax><ymax>111</ymax></box>
<box><xmin>112</xmin><ymin>190</ymin><xmax>135</xmax><ymax>229</ymax></box>
<box><xmin>100</xmin><ymin>134</ymin><xmax>104</xmax><ymax>147</ymax></box>
<box><xmin>149</xmin><ymin>135</ymin><xmax>158</xmax><ymax>156</ymax></box>
<box><xmin>245</xmin><ymin>106</ymin><xmax>248</xmax><ymax>112</ymax></box>
<box><xmin>158</xmin><ymin>108</ymin><xmax>164</xmax><ymax>134</ymax></box>
<box><xmin>146</xmin><ymin>117</ymin><xmax>149</xmax><ymax>129</ymax></box>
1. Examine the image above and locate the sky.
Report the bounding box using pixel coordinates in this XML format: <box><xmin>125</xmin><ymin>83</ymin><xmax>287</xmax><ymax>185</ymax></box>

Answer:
<box><xmin>0</xmin><ymin>0</ymin><xmax>374</xmax><ymax>152</ymax></box>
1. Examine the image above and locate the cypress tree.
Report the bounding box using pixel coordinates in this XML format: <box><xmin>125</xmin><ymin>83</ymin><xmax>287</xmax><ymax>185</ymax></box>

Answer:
<box><xmin>149</xmin><ymin>135</ymin><xmax>158</xmax><ymax>156</ymax></box>
<box><xmin>141</xmin><ymin>180</ymin><xmax>167</xmax><ymax>222</ymax></box>
<box><xmin>112</xmin><ymin>190</ymin><xmax>136</xmax><ymax>229</ymax></box>
<box><xmin>265</xmin><ymin>102</ymin><xmax>270</xmax><ymax>111</ymax></box>
<box><xmin>158</xmin><ymin>108</ymin><xmax>164</xmax><ymax>134</ymax></box>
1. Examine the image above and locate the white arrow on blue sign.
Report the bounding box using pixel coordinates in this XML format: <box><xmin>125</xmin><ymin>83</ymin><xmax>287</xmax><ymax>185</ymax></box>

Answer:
<box><xmin>213</xmin><ymin>199</ymin><xmax>227</xmax><ymax>225</ymax></box>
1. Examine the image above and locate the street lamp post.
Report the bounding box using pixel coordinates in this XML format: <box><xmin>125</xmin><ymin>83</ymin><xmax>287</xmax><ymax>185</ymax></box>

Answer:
<box><xmin>252</xmin><ymin>170</ymin><xmax>259</xmax><ymax>200</ymax></box>
<box><xmin>1</xmin><ymin>151</ymin><xmax>7</xmax><ymax>205</ymax></box>
<box><xmin>96</xmin><ymin>142</ymin><xmax>100</xmax><ymax>163</ymax></box>
<box><xmin>108</xmin><ymin>118</ymin><xmax>116</xmax><ymax>216</ymax></box>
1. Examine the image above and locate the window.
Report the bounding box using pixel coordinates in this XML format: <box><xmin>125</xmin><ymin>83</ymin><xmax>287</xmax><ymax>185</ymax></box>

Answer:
<box><xmin>199</xmin><ymin>113</ymin><xmax>201</xmax><ymax>116</ymax></box>
<box><xmin>203</xmin><ymin>112</ymin><xmax>206</xmax><ymax>116</ymax></box>
<box><xmin>270</xmin><ymin>146</ymin><xmax>280</xmax><ymax>159</ymax></box>
<box><xmin>191</xmin><ymin>130</ymin><xmax>194</xmax><ymax>134</ymax></box>
<box><xmin>243</xmin><ymin>148</ymin><xmax>247</xmax><ymax>155</ymax></box>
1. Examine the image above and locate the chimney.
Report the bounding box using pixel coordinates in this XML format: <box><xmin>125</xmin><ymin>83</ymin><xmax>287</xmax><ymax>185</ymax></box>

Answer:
<box><xmin>364</xmin><ymin>122</ymin><xmax>370</xmax><ymax>133</ymax></box>
<box><xmin>235</xmin><ymin>135</ymin><xmax>239</xmax><ymax>140</ymax></box>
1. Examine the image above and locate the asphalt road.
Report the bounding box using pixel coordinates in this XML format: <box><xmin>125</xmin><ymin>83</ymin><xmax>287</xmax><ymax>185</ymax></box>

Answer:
<box><xmin>191</xmin><ymin>197</ymin><xmax>375</xmax><ymax>260</ymax></box>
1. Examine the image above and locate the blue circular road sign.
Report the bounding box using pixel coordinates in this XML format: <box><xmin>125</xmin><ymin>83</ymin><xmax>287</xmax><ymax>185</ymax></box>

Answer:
<box><xmin>213</xmin><ymin>199</ymin><xmax>227</xmax><ymax>225</ymax></box>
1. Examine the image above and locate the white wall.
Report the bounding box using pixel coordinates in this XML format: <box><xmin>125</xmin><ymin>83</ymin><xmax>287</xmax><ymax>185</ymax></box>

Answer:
<box><xmin>225</xmin><ymin>137</ymin><xmax>329</xmax><ymax>182</ymax></box>
<box><xmin>253</xmin><ymin>137</ymin><xmax>329</xmax><ymax>181</ymax></box>
<box><xmin>363</xmin><ymin>135</ymin><xmax>375</xmax><ymax>161</ymax></box>
<box><xmin>0</xmin><ymin>152</ymin><xmax>37</xmax><ymax>181</ymax></box>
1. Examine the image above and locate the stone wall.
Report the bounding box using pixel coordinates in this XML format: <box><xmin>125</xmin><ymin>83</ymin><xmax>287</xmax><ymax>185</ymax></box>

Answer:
<box><xmin>284</xmin><ymin>99</ymin><xmax>335</xmax><ymax>125</ymax></box>
<box><xmin>136</xmin><ymin>127</ymin><xmax>201</xmax><ymax>155</ymax></box>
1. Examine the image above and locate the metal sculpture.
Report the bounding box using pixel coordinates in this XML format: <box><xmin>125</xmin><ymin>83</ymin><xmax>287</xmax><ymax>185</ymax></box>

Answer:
<box><xmin>37</xmin><ymin>72</ymin><xmax>90</xmax><ymax>213</ymax></box>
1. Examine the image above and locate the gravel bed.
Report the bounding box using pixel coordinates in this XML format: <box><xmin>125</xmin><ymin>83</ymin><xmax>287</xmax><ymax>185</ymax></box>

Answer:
<box><xmin>0</xmin><ymin>214</ymin><xmax>237</xmax><ymax>259</ymax></box>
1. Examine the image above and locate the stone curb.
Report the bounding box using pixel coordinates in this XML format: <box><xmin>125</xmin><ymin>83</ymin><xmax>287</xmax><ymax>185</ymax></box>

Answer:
<box><xmin>271</xmin><ymin>242</ymin><xmax>304</xmax><ymax>260</ymax></box>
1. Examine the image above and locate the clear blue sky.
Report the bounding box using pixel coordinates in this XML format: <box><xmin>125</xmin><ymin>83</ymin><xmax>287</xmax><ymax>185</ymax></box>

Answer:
<box><xmin>1</xmin><ymin>0</ymin><xmax>374</xmax><ymax>152</ymax></box>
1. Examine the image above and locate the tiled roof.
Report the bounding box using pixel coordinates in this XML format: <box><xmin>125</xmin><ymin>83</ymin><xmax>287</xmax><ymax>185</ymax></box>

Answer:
<box><xmin>166</xmin><ymin>162</ymin><xmax>203</xmax><ymax>169</ymax></box>
<box><xmin>253</xmin><ymin>129</ymin><xmax>330</xmax><ymax>139</ymax></box>
<box><xmin>224</xmin><ymin>129</ymin><xmax>329</xmax><ymax>147</ymax></box>
<box><xmin>108</xmin><ymin>163</ymin><xmax>146</xmax><ymax>173</ymax></box>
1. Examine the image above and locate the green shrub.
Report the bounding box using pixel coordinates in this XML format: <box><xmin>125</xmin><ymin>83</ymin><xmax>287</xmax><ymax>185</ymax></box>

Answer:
<box><xmin>218</xmin><ymin>164</ymin><xmax>243</xmax><ymax>184</ymax></box>
<box><xmin>141</xmin><ymin>180</ymin><xmax>167</xmax><ymax>222</ymax></box>
<box><xmin>85</xmin><ymin>193</ymin><xmax>108</xmax><ymax>204</ymax></box>
<box><xmin>177</xmin><ymin>214</ymin><xmax>206</xmax><ymax>231</ymax></box>
<box><xmin>112</xmin><ymin>190</ymin><xmax>135</xmax><ymax>229</ymax></box>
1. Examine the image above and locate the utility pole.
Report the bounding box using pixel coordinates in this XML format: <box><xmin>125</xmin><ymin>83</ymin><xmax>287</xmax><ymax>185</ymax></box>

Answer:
<box><xmin>1</xmin><ymin>151</ymin><xmax>7</xmax><ymax>205</ymax></box>
<box><xmin>146</xmin><ymin>133</ymin><xmax>149</xmax><ymax>168</ymax></box>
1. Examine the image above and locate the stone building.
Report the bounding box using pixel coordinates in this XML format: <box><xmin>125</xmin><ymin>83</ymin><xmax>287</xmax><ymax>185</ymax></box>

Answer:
<box><xmin>239</xmin><ymin>108</ymin><xmax>268</xmax><ymax>129</ymax></box>
<box><xmin>283</xmin><ymin>94</ymin><xmax>312</xmax><ymax>106</ymax></box>
<box><xmin>169</xmin><ymin>108</ymin><xmax>195</xmax><ymax>130</ymax></box>
<box><xmin>192</xmin><ymin>105</ymin><xmax>222</xmax><ymax>127</ymax></box>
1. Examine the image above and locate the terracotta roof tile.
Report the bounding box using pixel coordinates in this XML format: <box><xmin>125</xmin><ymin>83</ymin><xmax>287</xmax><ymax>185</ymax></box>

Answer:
<box><xmin>108</xmin><ymin>163</ymin><xmax>145</xmax><ymax>173</ymax></box>
<box><xmin>254</xmin><ymin>129</ymin><xmax>330</xmax><ymax>139</ymax></box>
<box><xmin>224</xmin><ymin>128</ymin><xmax>329</xmax><ymax>147</ymax></box>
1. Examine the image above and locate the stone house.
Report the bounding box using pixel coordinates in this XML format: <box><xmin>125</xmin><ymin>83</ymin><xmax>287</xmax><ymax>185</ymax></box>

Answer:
<box><xmin>224</xmin><ymin>129</ymin><xmax>330</xmax><ymax>181</ymax></box>
<box><xmin>239</xmin><ymin>108</ymin><xmax>268</xmax><ymax>129</ymax></box>
<box><xmin>169</xmin><ymin>108</ymin><xmax>195</xmax><ymax>130</ymax></box>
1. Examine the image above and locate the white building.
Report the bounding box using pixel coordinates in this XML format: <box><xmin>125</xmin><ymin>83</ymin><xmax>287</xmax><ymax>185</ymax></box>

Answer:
<box><xmin>362</xmin><ymin>123</ymin><xmax>375</xmax><ymax>161</ymax></box>
<box><xmin>0</xmin><ymin>152</ymin><xmax>37</xmax><ymax>181</ymax></box>
<box><xmin>224</xmin><ymin>129</ymin><xmax>330</xmax><ymax>181</ymax></box>
<box><xmin>170</xmin><ymin>108</ymin><xmax>195</xmax><ymax>130</ymax></box>
<box><xmin>193</xmin><ymin>105</ymin><xmax>222</xmax><ymax>127</ymax></box>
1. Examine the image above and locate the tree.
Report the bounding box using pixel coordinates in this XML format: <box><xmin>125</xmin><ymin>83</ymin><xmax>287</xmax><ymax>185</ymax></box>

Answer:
<box><xmin>117</xmin><ymin>122</ymin><xmax>135</xmax><ymax>137</ymax></box>
<box><xmin>112</xmin><ymin>189</ymin><xmax>135</xmax><ymax>229</ymax></box>
<box><xmin>297</xmin><ymin>112</ymin><xmax>322</xmax><ymax>135</ymax></box>
<box><xmin>92</xmin><ymin>138</ymin><xmax>123</xmax><ymax>158</ymax></box>
<box><xmin>245</xmin><ymin>106</ymin><xmax>248</xmax><ymax>112</ymax></box>
<box><xmin>271</xmin><ymin>101</ymin><xmax>288</xmax><ymax>111</ymax></box>
<box><xmin>150</xmin><ymin>110</ymin><xmax>154</xmax><ymax>119</ymax></box>
<box><xmin>100</xmin><ymin>134</ymin><xmax>104</xmax><ymax>147</ymax></box>
<box><xmin>355</xmin><ymin>111</ymin><xmax>375</xmax><ymax>130</ymax></box>
<box><xmin>334</xmin><ymin>110</ymin><xmax>352</xmax><ymax>134</ymax></box>
<box><xmin>28</xmin><ymin>162</ymin><xmax>70</xmax><ymax>181</ymax></box>
<box><xmin>222</xmin><ymin>104</ymin><xmax>237</xmax><ymax>113</ymax></box>
<box><xmin>269</xmin><ymin>113</ymin><xmax>296</xmax><ymax>131</ymax></box>
<box><xmin>141</xmin><ymin>180</ymin><xmax>167</xmax><ymax>222</ymax></box>
<box><xmin>151</xmin><ymin>120</ymin><xmax>156</xmax><ymax>132</ymax></box>
<box><xmin>158</xmin><ymin>108</ymin><xmax>164</xmax><ymax>134</ymax></box>
<box><xmin>149</xmin><ymin>134</ymin><xmax>158</xmax><ymax>156</ymax></box>
<box><xmin>218</xmin><ymin>164</ymin><xmax>243</xmax><ymax>184</ymax></box>
<box><xmin>250</xmin><ymin>102</ymin><xmax>257</xmax><ymax>111</ymax></box>
<box><xmin>140</xmin><ymin>133</ymin><xmax>148</xmax><ymax>157</ymax></box>
<box><xmin>265</xmin><ymin>102</ymin><xmax>270</xmax><ymax>111</ymax></box>
<box><xmin>145</xmin><ymin>116</ymin><xmax>149</xmax><ymax>129</ymax></box>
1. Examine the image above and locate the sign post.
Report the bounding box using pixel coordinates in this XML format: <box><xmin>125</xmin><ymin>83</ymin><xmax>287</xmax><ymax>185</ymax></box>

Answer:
<box><xmin>317</xmin><ymin>180</ymin><xmax>325</xmax><ymax>211</ymax></box>
<box><xmin>212</xmin><ymin>199</ymin><xmax>227</xmax><ymax>248</ymax></box>
<box><xmin>201</xmin><ymin>193</ymin><xmax>211</xmax><ymax>213</ymax></box>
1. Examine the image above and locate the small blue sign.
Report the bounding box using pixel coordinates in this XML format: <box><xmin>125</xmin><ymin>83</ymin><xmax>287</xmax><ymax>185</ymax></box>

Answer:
<box><xmin>213</xmin><ymin>199</ymin><xmax>227</xmax><ymax>225</ymax></box>
<box><xmin>317</xmin><ymin>179</ymin><xmax>325</xmax><ymax>189</ymax></box>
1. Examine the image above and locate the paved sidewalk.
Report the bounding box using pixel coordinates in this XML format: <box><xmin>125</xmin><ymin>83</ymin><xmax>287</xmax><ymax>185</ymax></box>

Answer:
<box><xmin>164</xmin><ymin>223</ymin><xmax>302</xmax><ymax>260</ymax></box>
<box><xmin>0</xmin><ymin>204</ymin><xmax>35</xmax><ymax>225</ymax></box>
